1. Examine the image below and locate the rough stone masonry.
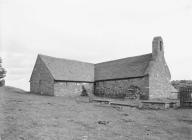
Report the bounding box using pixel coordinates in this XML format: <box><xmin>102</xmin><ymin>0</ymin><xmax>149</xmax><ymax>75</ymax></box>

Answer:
<box><xmin>30</xmin><ymin>36</ymin><xmax>177</xmax><ymax>100</ymax></box>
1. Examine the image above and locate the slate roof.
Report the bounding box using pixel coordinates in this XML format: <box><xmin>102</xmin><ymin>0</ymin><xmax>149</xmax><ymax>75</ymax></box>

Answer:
<box><xmin>39</xmin><ymin>54</ymin><xmax>94</xmax><ymax>82</ymax></box>
<box><xmin>95</xmin><ymin>53</ymin><xmax>152</xmax><ymax>81</ymax></box>
<box><xmin>37</xmin><ymin>53</ymin><xmax>152</xmax><ymax>82</ymax></box>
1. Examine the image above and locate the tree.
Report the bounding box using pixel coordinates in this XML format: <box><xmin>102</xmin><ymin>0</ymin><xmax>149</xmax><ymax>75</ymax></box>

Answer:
<box><xmin>171</xmin><ymin>80</ymin><xmax>192</xmax><ymax>90</ymax></box>
<box><xmin>0</xmin><ymin>57</ymin><xmax>6</xmax><ymax>86</ymax></box>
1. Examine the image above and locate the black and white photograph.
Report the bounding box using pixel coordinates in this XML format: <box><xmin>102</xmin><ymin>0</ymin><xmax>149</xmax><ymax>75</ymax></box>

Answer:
<box><xmin>0</xmin><ymin>0</ymin><xmax>192</xmax><ymax>139</ymax></box>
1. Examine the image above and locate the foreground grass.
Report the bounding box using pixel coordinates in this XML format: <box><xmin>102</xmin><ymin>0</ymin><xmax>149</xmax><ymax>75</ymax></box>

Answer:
<box><xmin>0</xmin><ymin>86</ymin><xmax>192</xmax><ymax>140</ymax></box>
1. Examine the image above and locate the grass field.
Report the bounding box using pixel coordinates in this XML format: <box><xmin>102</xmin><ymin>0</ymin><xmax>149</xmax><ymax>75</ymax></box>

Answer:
<box><xmin>0</xmin><ymin>86</ymin><xmax>192</xmax><ymax>140</ymax></box>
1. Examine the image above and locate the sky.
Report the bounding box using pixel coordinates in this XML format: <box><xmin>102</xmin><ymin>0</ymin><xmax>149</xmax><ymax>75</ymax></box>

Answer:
<box><xmin>0</xmin><ymin>0</ymin><xmax>192</xmax><ymax>91</ymax></box>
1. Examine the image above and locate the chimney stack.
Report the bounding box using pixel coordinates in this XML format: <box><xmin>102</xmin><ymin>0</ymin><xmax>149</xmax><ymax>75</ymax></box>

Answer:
<box><xmin>152</xmin><ymin>36</ymin><xmax>164</xmax><ymax>60</ymax></box>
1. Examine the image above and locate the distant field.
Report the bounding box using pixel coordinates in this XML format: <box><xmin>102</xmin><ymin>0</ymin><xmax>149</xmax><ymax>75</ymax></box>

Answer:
<box><xmin>0</xmin><ymin>86</ymin><xmax>192</xmax><ymax>140</ymax></box>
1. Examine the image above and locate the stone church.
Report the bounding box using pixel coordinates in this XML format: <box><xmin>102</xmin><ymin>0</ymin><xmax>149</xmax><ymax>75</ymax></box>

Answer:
<box><xmin>30</xmin><ymin>36</ymin><xmax>176</xmax><ymax>99</ymax></box>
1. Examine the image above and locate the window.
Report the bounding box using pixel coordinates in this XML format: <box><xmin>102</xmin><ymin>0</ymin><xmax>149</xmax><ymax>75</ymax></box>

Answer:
<box><xmin>159</xmin><ymin>41</ymin><xmax>163</xmax><ymax>51</ymax></box>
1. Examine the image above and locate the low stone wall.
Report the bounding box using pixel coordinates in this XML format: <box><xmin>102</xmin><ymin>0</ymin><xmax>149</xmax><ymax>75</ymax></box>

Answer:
<box><xmin>54</xmin><ymin>82</ymin><xmax>94</xmax><ymax>96</ymax></box>
<box><xmin>139</xmin><ymin>100</ymin><xmax>179</xmax><ymax>109</ymax></box>
<box><xmin>94</xmin><ymin>76</ymin><xmax>149</xmax><ymax>99</ymax></box>
<box><xmin>140</xmin><ymin>102</ymin><xmax>170</xmax><ymax>110</ymax></box>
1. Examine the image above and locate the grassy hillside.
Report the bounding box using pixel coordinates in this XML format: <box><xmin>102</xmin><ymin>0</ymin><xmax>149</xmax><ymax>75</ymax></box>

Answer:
<box><xmin>0</xmin><ymin>86</ymin><xmax>192</xmax><ymax>140</ymax></box>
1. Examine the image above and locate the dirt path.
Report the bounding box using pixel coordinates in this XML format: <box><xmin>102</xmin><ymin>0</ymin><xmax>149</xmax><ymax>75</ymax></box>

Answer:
<box><xmin>0</xmin><ymin>86</ymin><xmax>192</xmax><ymax>140</ymax></box>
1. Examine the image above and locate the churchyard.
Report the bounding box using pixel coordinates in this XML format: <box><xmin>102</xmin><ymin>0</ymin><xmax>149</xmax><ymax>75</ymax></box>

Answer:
<box><xmin>0</xmin><ymin>86</ymin><xmax>191</xmax><ymax>140</ymax></box>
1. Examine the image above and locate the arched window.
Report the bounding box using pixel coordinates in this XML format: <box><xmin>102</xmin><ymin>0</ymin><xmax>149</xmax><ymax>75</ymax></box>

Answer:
<box><xmin>159</xmin><ymin>41</ymin><xmax>163</xmax><ymax>51</ymax></box>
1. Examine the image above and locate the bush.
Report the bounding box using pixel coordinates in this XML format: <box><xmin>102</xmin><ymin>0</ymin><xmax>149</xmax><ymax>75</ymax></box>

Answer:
<box><xmin>127</xmin><ymin>85</ymin><xmax>143</xmax><ymax>100</ymax></box>
<box><xmin>114</xmin><ymin>92</ymin><xmax>126</xmax><ymax>99</ymax></box>
<box><xmin>171</xmin><ymin>80</ymin><xmax>192</xmax><ymax>90</ymax></box>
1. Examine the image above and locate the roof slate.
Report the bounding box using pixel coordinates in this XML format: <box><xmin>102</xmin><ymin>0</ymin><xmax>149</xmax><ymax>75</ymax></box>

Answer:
<box><xmin>39</xmin><ymin>54</ymin><xmax>94</xmax><ymax>82</ymax></box>
<box><xmin>38</xmin><ymin>53</ymin><xmax>152</xmax><ymax>82</ymax></box>
<box><xmin>95</xmin><ymin>53</ymin><xmax>152</xmax><ymax>81</ymax></box>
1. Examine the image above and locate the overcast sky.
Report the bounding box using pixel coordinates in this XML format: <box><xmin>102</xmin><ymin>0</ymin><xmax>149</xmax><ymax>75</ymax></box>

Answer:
<box><xmin>1</xmin><ymin>0</ymin><xmax>192</xmax><ymax>90</ymax></box>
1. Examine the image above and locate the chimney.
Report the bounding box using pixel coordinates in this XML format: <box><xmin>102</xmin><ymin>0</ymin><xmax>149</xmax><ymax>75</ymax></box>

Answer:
<box><xmin>152</xmin><ymin>36</ymin><xmax>164</xmax><ymax>60</ymax></box>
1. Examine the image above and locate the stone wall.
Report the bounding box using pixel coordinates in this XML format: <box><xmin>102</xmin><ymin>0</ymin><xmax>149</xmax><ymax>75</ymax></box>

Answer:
<box><xmin>149</xmin><ymin>59</ymin><xmax>174</xmax><ymax>99</ymax></box>
<box><xmin>94</xmin><ymin>76</ymin><xmax>149</xmax><ymax>99</ymax></box>
<box><xmin>140</xmin><ymin>102</ymin><xmax>170</xmax><ymax>110</ymax></box>
<box><xmin>30</xmin><ymin>56</ymin><xmax>54</xmax><ymax>95</ymax></box>
<box><xmin>54</xmin><ymin>82</ymin><xmax>94</xmax><ymax>96</ymax></box>
<box><xmin>149</xmin><ymin>36</ymin><xmax>176</xmax><ymax>99</ymax></box>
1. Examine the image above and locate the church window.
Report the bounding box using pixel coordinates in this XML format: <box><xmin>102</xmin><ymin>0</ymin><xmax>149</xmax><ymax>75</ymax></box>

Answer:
<box><xmin>160</xmin><ymin>41</ymin><xmax>163</xmax><ymax>51</ymax></box>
